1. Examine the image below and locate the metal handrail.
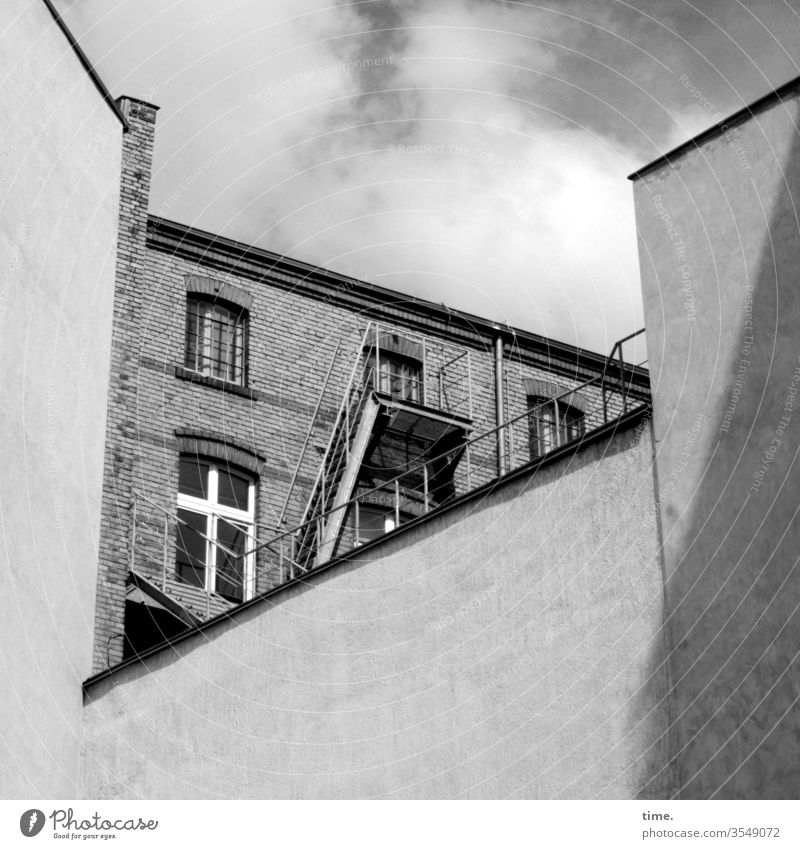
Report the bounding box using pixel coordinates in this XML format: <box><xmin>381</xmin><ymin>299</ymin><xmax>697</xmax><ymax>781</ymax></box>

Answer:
<box><xmin>297</xmin><ymin>322</ymin><xmax>376</xmax><ymax>532</ymax></box>
<box><xmin>278</xmin><ymin>340</ymin><xmax>341</xmax><ymax>527</ymax></box>
<box><xmin>244</xmin><ymin>355</ymin><xmax>649</xmax><ymax>558</ymax></box>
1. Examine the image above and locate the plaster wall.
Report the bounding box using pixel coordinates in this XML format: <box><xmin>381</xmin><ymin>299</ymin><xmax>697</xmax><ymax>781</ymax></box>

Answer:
<box><xmin>82</xmin><ymin>419</ymin><xmax>673</xmax><ymax>799</ymax></box>
<box><xmin>0</xmin><ymin>0</ymin><xmax>122</xmax><ymax>797</ymax></box>
<box><xmin>632</xmin><ymin>90</ymin><xmax>800</xmax><ymax>797</ymax></box>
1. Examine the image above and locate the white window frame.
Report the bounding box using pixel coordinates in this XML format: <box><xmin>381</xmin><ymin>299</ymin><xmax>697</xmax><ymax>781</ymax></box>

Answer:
<box><xmin>176</xmin><ymin>461</ymin><xmax>256</xmax><ymax>602</ymax></box>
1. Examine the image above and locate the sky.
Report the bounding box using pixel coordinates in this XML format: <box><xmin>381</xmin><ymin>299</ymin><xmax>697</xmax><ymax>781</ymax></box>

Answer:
<box><xmin>57</xmin><ymin>0</ymin><xmax>800</xmax><ymax>356</ymax></box>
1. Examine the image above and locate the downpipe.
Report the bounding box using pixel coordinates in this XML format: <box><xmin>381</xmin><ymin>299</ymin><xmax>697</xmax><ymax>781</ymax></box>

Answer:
<box><xmin>495</xmin><ymin>334</ymin><xmax>507</xmax><ymax>476</ymax></box>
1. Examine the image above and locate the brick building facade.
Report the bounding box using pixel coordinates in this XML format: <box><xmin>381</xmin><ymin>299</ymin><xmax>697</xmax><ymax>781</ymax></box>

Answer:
<box><xmin>93</xmin><ymin>96</ymin><xmax>648</xmax><ymax>672</ymax></box>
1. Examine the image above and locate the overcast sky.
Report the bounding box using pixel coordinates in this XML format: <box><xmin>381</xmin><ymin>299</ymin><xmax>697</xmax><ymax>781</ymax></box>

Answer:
<box><xmin>57</xmin><ymin>0</ymin><xmax>800</xmax><ymax>356</ymax></box>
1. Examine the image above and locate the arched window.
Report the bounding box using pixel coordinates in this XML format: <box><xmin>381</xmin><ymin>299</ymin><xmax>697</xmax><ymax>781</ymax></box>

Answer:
<box><xmin>175</xmin><ymin>456</ymin><xmax>255</xmax><ymax>602</ymax></box>
<box><xmin>184</xmin><ymin>297</ymin><xmax>248</xmax><ymax>386</ymax></box>
<box><xmin>528</xmin><ymin>397</ymin><xmax>585</xmax><ymax>459</ymax></box>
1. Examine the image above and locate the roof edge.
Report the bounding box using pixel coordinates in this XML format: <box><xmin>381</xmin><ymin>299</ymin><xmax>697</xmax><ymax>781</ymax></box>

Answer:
<box><xmin>147</xmin><ymin>215</ymin><xmax>650</xmax><ymax>386</ymax></box>
<box><xmin>41</xmin><ymin>0</ymin><xmax>128</xmax><ymax>131</ymax></box>
<box><xmin>628</xmin><ymin>74</ymin><xmax>800</xmax><ymax>181</ymax></box>
<box><xmin>82</xmin><ymin>403</ymin><xmax>653</xmax><ymax>695</ymax></box>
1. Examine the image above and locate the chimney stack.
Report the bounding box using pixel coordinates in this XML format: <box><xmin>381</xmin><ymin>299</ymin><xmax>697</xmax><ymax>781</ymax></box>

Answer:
<box><xmin>115</xmin><ymin>96</ymin><xmax>159</xmax><ymax>268</ymax></box>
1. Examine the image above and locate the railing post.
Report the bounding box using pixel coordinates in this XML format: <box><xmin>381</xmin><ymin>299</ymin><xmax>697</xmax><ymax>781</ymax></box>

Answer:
<box><xmin>421</xmin><ymin>336</ymin><xmax>428</xmax><ymax>407</ymax></box>
<box><xmin>345</xmin><ymin>402</ymin><xmax>350</xmax><ymax>461</ymax></box>
<box><xmin>129</xmin><ymin>497</ymin><xmax>137</xmax><ymax>573</ymax></box>
<box><xmin>620</xmin><ymin>348</ymin><xmax>627</xmax><ymax>414</ymax></box>
<box><xmin>553</xmin><ymin>397</ymin><xmax>561</xmax><ymax>449</ymax></box>
<box><xmin>423</xmin><ymin>464</ymin><xmax>430</xmax><ymax>513</ymax></box>
<box><xmin>494</xmin><ymin>336</ymin><xmax>506</xmax><ymax>476</ymax></box>
<box><xmin>316</xmin><ymin>517</ymin><xmax>323</xmax><ymax>567</ymax></box>
<box><xmin>375</xmin><ymin>325</ymin><xmax>381</xmax><ymax>393</ymax></box>
<box><xmin>162</xmin><ymin>514</ymin><xmax>169</xmax><ymax>590</ymax></box>
<box><xmin>394</xmin><ymin>479</ymin><xmax>401</xmax><ymax>528</ymax></box>
<box><xmin>467</xmin><ymin>352</ymin><xmax>473</xmax><ymax>420</ymax></box>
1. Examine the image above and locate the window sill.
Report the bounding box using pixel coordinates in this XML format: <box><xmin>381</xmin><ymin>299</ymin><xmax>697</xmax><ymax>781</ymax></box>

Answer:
<box><xmin>174</xmin><ymin>365</ymin><xmax>261</xmax><ymax>400</ymax></box>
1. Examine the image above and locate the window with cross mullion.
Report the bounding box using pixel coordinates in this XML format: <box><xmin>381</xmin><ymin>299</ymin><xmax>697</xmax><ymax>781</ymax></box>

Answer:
<box><xmin>175</xmin><ymin>456</ymin><xmax>256</xmax><ymax>603</ymax></box>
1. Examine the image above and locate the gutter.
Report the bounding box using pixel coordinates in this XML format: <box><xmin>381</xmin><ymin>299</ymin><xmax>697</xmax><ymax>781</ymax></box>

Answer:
<box><xmin>41</xmin><ymin>0</ymin><xmax>129</xmax><ymax>131</ymax></box>
<box><xmin>147</xmin><ymin>215</ymin><xmax>652</xmax><ymax>391</ymax></box>
<box><xmin>495</xmin><ymin>335</ymin><xmax>507</xmax><ymax>475</ymax></box>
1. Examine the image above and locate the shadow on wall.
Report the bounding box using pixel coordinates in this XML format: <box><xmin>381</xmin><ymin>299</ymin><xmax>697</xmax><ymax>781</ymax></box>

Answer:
<box><xmin>663</xmin><ymin>124</ymin><xmax>800</xmax><ymax>799</ymax></box>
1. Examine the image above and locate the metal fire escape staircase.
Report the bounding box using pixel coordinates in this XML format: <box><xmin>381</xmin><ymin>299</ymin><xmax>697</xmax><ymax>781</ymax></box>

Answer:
<box><xmin>291</xmin><ymin>324</ymin><xmax>473</xmax><ymax>574</ymax></box>
<box><xmin>293</xmin><ymin>331</ymin><xmax>386</xmax><ymax>572</ymax></box>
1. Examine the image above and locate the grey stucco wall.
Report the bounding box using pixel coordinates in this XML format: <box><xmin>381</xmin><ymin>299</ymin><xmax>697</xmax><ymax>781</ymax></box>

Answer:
<box><xmin>632</xmin><ymin>90</ymin><xmax>800</xmax><ymax>797</ymax></box>
<box><xmin>0</xmin><ymin>1</ymin><xmax>122</xmax><ymax>797</ymax></box>
<box><xmin>81</xmin><ymin>419</ymin><xmax>673</xmax><ymax>799</ymax></box>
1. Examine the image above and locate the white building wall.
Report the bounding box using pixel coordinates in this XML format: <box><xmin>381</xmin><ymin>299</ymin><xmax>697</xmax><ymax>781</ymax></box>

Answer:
<box><xmin>82</xmin><ymin>418</ymin><xmax>673</xmax><ymax>799</ymax></box>
<box><xmin>0</xmin><ymin>0</ymin><xmax>122</xmax><ymax>797</ymax></box>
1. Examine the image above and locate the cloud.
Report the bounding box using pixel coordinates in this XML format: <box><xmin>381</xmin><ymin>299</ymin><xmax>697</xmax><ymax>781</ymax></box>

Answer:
<box><xmin>56</xmin><ymin>0</ymin><xmax>800</xmax><ymax>354</ymax></box>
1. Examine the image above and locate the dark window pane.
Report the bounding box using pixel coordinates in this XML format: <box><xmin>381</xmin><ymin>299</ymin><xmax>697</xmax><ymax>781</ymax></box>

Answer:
<box><xmin>176</xmin><ymin>508</ymin><xmax>207</xmax><ymax>588</ymax></box>
<box><xmin>217</xmin><ymin>468</ymin><xmax>250</xmax><ymax>511</ymax></box>
<box><xmin>215</xmin><ymin>518</ymin><xmax>247</xmax><ymax>602</ymax></box>
<box><xmin>377</xmin><ymin>355</ymin><xmax>421</xmax><ymax>401</ymax></box>
<box><xmin>562</xmin><ymin>412</ymin><xmax>584</xmax><ymax>443</ymax></box>
<box><xmin>529</xmin><ymin>399</ymin><xmax>557</xmax><ymax>458</ymax></box>
<box><xmin>185</xmin><ymin>307</ymin><xmax>199</xmax><ymax>370</ymax></box>
<box><xmin>528</xmin><ymin>396</ymin><xmax>584</xmax><ymax>458</ymax></box>
<box><xmin>178</xmin><ymin>457</ymin><xmax>209</xmax><ymax>499</ymax></box>
<box><xmin>357</xmin><ymin>505</ymin><xmax>405</xmax><ymax>542</ymax></box>
<box><xmin>184</xmin><ymin>298</ymin><xmax>247</xmax><ymax>386</ymax></box>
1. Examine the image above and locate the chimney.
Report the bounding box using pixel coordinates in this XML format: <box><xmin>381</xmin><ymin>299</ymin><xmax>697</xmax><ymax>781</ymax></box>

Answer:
<box><xmin>95</xmin><ymin>96</ymin><xmax>160</xmax><ymax>671</ymax></box>
<box><xmin>115</xmin><ymin>96</ymin><xmax>159</xmax><ymax>271</ymax></box>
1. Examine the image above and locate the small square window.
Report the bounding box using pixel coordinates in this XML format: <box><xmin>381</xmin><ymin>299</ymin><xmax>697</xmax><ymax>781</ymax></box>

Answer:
<box><xmin>528</xmin><ymin>397</ymin><xmax>584</xmax><ymax>459</ymax></box>
<box><xmin>374</xmin><ymin>354</ymin><xmax>422</xmax><ymax>402</ymax></box>
<box><xmin>185</xmin><ymin>297</ymin><xmax>248</xmax><ymax>386</ymax></box>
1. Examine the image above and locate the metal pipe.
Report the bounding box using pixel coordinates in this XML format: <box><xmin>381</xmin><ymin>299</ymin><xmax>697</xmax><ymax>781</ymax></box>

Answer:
<box><xmin>129</xmin><ymin>498</ymin><xmax>137</xmax><ymax>573</ymax></box>
<box><xmin>421</xmin><ymin>336</ymin><xmax>427</xmax><ymax>406</ymax></box>
<box><xmin>162</xmin><ymin>514</ymin><xmax>169</xmax><ymax>590</ymax></box>
<box><xmin>494</xmin><ymin>335</ymin><xmax>507</xmax><ymax>476</ymax></box>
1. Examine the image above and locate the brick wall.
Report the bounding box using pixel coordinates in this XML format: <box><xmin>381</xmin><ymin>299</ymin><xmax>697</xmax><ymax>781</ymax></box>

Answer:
<box><xmin>93</xmin><ymin>97</ymin><xmax>158</xmax><ymax>671</ymax></box>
